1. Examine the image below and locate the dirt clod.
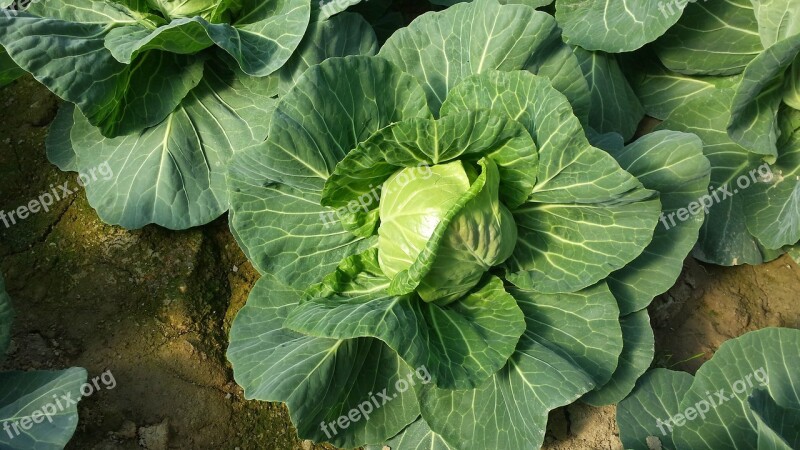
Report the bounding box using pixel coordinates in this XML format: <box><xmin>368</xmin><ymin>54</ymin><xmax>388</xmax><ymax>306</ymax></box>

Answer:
<box><xmin>138</xmin><ymin>420</ymin><xmax>169</xmax><ymax>450</ymax></box>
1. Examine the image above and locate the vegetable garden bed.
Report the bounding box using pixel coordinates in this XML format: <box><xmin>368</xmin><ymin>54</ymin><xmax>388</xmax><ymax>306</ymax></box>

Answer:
<box><xmin>1</xmin><ymin>1</ymin><xmax>799</xmax><ymax>449</ymax></box>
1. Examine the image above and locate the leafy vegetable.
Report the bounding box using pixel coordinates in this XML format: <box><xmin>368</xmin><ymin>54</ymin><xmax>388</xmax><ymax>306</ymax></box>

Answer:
<box><xmin>618</xmin><ymin>328</ymin><xmax>800</xmax><ymax>450</ymax></box>
<box><xmin>573</xmin><ymin>47</ymin><xmax>644</xmax><ymax>141</ymax></box>
<box><xmin>618</xmin><ymin>0</ymin><xmax>800</xmax><ymax>265</ymax></box>
<box><xmin>42</xmin><ymin>11</ymin><xmax>377</xmax><ymax>229</ymax></box>
<box><xmin>0</xmin><ymin>0</ymin><xmax>311</xmax><ymax>137</ymax></box>
<box><xmin>555</xmin><ymin>0</ymin><xmax>687</xmax><ymax>53</ymax></box>
<box><xmin>653</xmin><ymin>0</ymin><xmax>763</xmax><ymax>76</ymax></box>
<box><xmin>226</xmin><ymin>1</ymin><xmax>711</xmax><ymax>448</ymax></box>
<box><xmin>728</xmin><ymin>34</ymin><xmax>800</xmax><ymax>158</ymax></box>
<box><xmin>2</xmin><ymin>0</ymin><xmax>387</xmax><ymax>230</ymax></box>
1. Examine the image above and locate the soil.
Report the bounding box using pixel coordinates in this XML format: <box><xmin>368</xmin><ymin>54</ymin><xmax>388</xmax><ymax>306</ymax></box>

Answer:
<box><xmin>1</xmin><ymin>77</ymin><xmax>797</xmax><ymax>450</ymax></box>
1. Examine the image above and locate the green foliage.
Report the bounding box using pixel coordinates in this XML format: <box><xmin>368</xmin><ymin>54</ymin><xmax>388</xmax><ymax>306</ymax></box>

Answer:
<box><xmin>226</xmin><ymin>2</ymin><xmax>711</xmax><ymax>448</ymax></box>
<box><xmin>619</xmin><ymin>328</ymin><xmax>800</xmax><ymax>450</ymax></box>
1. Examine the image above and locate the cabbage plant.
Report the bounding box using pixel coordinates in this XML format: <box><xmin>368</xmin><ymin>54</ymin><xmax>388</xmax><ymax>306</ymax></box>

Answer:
<box><xmin>226</xmin><ymin>1</ymin><xmax>712</xmax><ymax>448</ymax></box>
<box><xmin>618</xmin><ymin>328</ymin><xmax>800</xmax><ymax>450</ymax></box>
<box><xmin>0</xmin><ymin>0</ymin><xmax>313</xmax><ymax>137</ymax></box>
<box><xmin>0</xmin><ymin>1</ymin><xmax>378</xmax><ymax>229</ymax></box>
<box><xmin>617</xmin><ymin>0</ymin><xmax>800</xmax><ymax>266</ymax></box>
<box><xmin>0</xmin><ymin>273</ymin><xmax>88</xmax><ymax>450</ymax></box>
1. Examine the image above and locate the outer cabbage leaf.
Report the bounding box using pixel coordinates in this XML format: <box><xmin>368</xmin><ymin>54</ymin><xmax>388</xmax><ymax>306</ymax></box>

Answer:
<box><xmin>1</xmin><ymin>279</ymin><xmax>88</xmax><ymax>450</ymax></box>
<box><xmin>509</xmin><ymin>196</ymin><xmax>660</xmax><ymax>294</ymax></box>
<box><xmin>584</xmin><ymin>133</ymin><xmax>704</xmax><ymax>406</ymax></box>
<box><xmin>46</xmin><ymin>103</ymin><xmax>80</xmax><ymax>172</ymax></box>
<box><xmin>617</xmin><ymin>369</ymin><xmax>694</xmax><ymax>450</ymax></box>
<box><xmin>415</xmin><ymin>282</ymin><xmax>622</xmax><ymax>450</ymax></box>
<box><xmin>673</xmin><ymin>328</ymin><xmax>800</xmax><ymax>449</ymax></box>
<box><xmin>423</xmin><ymin>2</ymin><xmax>592</xmax><ymax>123</ymax></box>
<box><xmin>523</xmin><ymin>29</ymin><xmax>592</xmax><ymax>124</ymax></box>
<box><xmin>47</xmin><ymin>12</ymin><xmax>375</xmax><ymax>230</ymax></box>
<box><xmin>228</xmin><ymin>56</ymin><xmax>430</xmax><ymax>286</ymax></box>
<box><xmin>59</xmin><ymin>61</ymin><xmax>275</xmax><ymax>230</ymax></box>
<box><xmin>441</xmin><ymin>70</ymin><xmax>661</xmax><ymax>293</ymax></box>
<box><xmin>727</xmin><ymin>34</ymin><xmax>800</xmax><ymax>158</ymax></box>
<box><xmin>366</xmin><ymin>418</ymin><xmax>456</xmax><ymax>450</ymax></box>
<box><xmin>619</xmin><ymin>328</ymin><xmax>800</xmax><ymax>450</ymax></box>
<box><xmin>0</xmin><ymin>368</ymin><xmax>88</xmax><ymax>450</ymax></box>
<box><xmin>749</xmin><ymin>388</ymin><xmax>800</xmax><ymax>450</ymax></box>
<box><xmin>555</xmin><ymin>0</ymin><xmax>686</xmax><ymax>53</ymax></box>
<box><xmin>26</xmin><ymin>0</ymin><xmax>145</xmax><ymax>24</ymax></box>
<box><xmin>741</xmin><ymin>106</ymin><xmax>800</xmax><ymax>250</ymax></box>
<box><xmin>653</xmin><ymin>0</ymin><xmax>763</xmax><ymax>75</ymax></box>
<box><xmin>285</xmin><ymin>249</ymin><xmax>526</xmax><ymax>390</ymax></box>
<box><xmin>751</xmin><ymin>0</ymin><xmax>800</xmax><ymax>47</ymax></box>
<box><xmin>572</xmin><ymin>47</ymin><xmax>644</xmax><ymax>141</ymax></box>
<box><xmin>103</xmin><ymin>18</ymin><xmax>218</xmax><ymax>63</ymax></box>
<box><xmin>378</xmin><ymin>0</ymin><xmax>558</xmax><ymax>115</ymax></box>
<box><xmin>226</xmin><ymin>273</ymin><xmax>420</xmax><ymax>449</ymax></box>
<box><xmin>274</xmin><ymin>12</ymin><xmax>378</xmax><ymax>94</ymax></box>
<box><xmin>619</xmin><ymin>53</ymin><xmax>735</xmax><ymax>120</ymax></box>
<box><xmin>582</xmin><ymin>309</ymin><xmax>654</xmax><ymax>406</ymax></box>
<box><xmin>0</xmin><ymin>0</ymin><xmax>310</xmax><ymax>137</ymax></box>
<box><xmin>605</xmin><ymin>131</ymin><xmax>710</xmax><ymax>314</ymax></box>
<box><xmin>658</xmin><ymin>86</ymin><xmax>782</xmax><ymax>265</ymax></box>
<box><xmin>0</xmin><ymin>13</ymin><xmax>205</xmax><ymax>137</ymax></box>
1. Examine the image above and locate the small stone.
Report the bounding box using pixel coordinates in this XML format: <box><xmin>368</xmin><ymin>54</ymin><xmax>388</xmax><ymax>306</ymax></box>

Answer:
<box><xmin>138</xmin><ymin>420</ymin><xmax>169</xmax><ymax>450</ymax></box>
<box><xmin>645</xmin><ymin>435</ymin><xmax>663</xmax><ymax>450</ymax></box>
